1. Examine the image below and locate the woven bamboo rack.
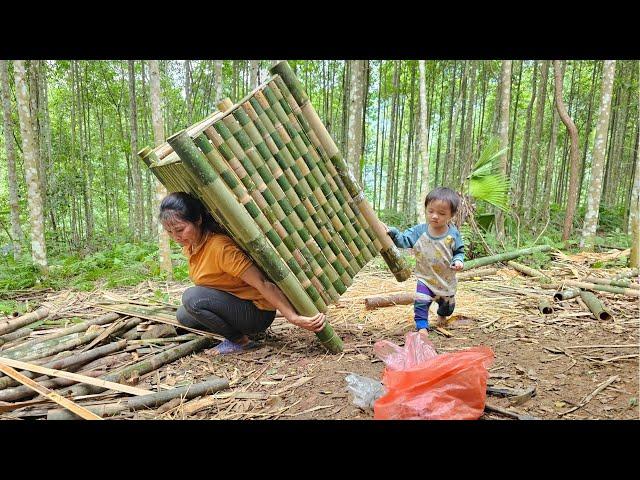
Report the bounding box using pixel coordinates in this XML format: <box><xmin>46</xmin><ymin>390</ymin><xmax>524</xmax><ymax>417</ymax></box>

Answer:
<box><xmin>139</xmin><ymin>61</ymin><xmax>410</xmax><ymax>353</ymax></box>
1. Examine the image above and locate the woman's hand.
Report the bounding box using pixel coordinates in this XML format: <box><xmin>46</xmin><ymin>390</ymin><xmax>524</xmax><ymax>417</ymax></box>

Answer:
<box><xmin>288</xmin><ymin>312</ymin><xmax>326</xmax><ymax>332</ymax></box>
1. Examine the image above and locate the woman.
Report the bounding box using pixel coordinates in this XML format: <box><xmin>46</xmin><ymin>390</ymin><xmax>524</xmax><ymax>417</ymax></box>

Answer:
<box><xmin>159</xmin><ymin>192</ymin><xmax>326</xmax><ymax>355</ymax></box>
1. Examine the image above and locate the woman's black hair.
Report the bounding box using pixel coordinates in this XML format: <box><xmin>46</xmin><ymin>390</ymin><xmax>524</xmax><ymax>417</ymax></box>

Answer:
<box><xmin>159</xmin><ymin>192</ymin><xmax>225</xmax><ymax>234</ymax></box>
<box><xmin>424</xmin><ymin>187</ymin><xmax>460</xmax><ymax>215</ymax></box>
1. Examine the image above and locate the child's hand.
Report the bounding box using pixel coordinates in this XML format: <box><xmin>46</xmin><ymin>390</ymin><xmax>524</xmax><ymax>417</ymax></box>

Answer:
<box><xmin>451</xmin><ymin>260</ymin><xmax>464</xmax><ymax>271</ymax></box>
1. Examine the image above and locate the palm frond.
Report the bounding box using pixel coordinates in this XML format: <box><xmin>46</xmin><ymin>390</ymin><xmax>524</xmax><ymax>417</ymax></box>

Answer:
<box><xmin>467</xmin><ymin>137</ymin><xmax>508</xmax><ymax>179</ymax></box>
<box><xmin>468</xmin><ymin>174</ymin><xmax>511</xmax><ymax>212</ymax></box>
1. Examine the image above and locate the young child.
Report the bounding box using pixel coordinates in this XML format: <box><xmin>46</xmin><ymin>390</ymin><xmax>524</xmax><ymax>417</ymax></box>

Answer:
<box><xmin>387</xmin><ymin>187</ymin><xmax>464</xmax><ymax>332</ymax></box>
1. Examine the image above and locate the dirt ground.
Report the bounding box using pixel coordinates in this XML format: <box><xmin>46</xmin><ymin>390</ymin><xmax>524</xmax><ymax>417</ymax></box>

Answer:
<box><xmin>131</xmin><ymin>260</ymin><xmax>640</xmax><ymax>421</ymax></box>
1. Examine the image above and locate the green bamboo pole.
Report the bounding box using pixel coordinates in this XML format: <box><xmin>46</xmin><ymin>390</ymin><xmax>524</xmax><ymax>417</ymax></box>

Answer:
<box><xmin>214</xmin><ymin>109</ymin><xmax>342</xmax><ymax>302</ymax></box>
<box><xmin>266</xmin><ymin>79</ymin><xmax>381</xmax><ymax>257</ymax></box>
<box><xmin>0</xmin><ymin>307</ymin><xmax>49</xmax><ymax>337</ymax></box>
<box><xmin>269</xmin><ymin>61</ymin><xmax>411</xmax><ymax>282</ymax></box>
<box><xmin>611</xmin><ymin>268</ymin><xmax>639</xmax><ymax>280</ymax></box>
<box><xmin>582</xmin><ymin>276</ymin><xmax>640</xmax><ymax>290</ymax></box>
<box><xmin>554</xmin><ymin>288</ymin><xmax>581</xmax><ymax>301</ymax></box>
<box><xmin>463</xmin><ymin>245</ymin><xmax>552</xmax><ymax>270</ymax></box>
<box><xmin>206</xmin><ymin>121</ymin><xmax>335</xmax><ymax>305</ymax></box>
<box><xmin>538</xmin><ymin>298</ymin><xmax>554</xmax><ymax>314</ymax></box>
<box><xmin>261</xmin><ymin>84</ymin><xmax>376</xmax><ymax>261</ymax></box>
<box><xmin>562</xmin><ymin>280</ymin><xmax>640</xmax><ymax>297</ymax></box>
<box><xmin>193</xmin><ymin>133</ymin><xmax>327</xmax><ymax>312</ymax></box>
<box><xmin>167</xmin><ymin>130</ymin><xmax>342</xmax><ymax>353</ymax></box>
<box><xmin>227</xmin><ymin>100</ymin><xmax>352</xmax><ymax>294</ymax></box>
<box><xmin>579</xmin><ymin>291</ymin><xmax>613</xmax><ymax>320</ymax></box>
<box><xmin>507</xmin><ymin>261</ymin><xmax>551</xmax><ymax>280</ymax></box>
<box><xmin>250</xmin><ymin>91</ymin><xmax>368</xmax><ymax>269</ymax></box>
<box><xmin>247</xmin><ymin>94</ymin><xmax>364</xmax><ymax>273</ymax></box>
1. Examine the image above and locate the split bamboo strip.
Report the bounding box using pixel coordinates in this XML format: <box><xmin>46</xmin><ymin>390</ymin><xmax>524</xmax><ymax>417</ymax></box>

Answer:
<box><xmin>579</xmin><ymin>291</ymin><xmax>613</xmax><ymax>320</ymax></box>
<box><xmin>241</xmin><ymin>98</ymin><xmax>360</xmax><ymax>279</ymax></box>
<box><xmin>0</xmin><ymin>306</ymin><xmax>49</xmax><ymax>336</ymax></box>
<box><xmin>266</xmin><ymin>80</ymin><xmax>381</xmax><ymax>258</ymax></box>
<box><xmin>0</xmin><ymin>340</ymin><xmax>127</xmax><ymax>391</ymax></box>
<box><xmin>249</xmin><ymin>91</ymin><xmax>368</xmax><ymax>269</ymax></box>
<box><xmin>260</xmin><ymin>85</ymin><xmax>375</xmax><ymax>263</ymax></box>
<box><xmin>269</xmin><ymin>62</ymin><xmax>410</xmax><ymax>282</ymax></box>
<box><xmin>193</xmin><ymin>132</ymin><xmax>327</xmax><ymax>311</ymax></box>
<box><xmin>0</xmin><ymin>363</ymin><xmax>102</xmax><ymax>420</ymax></box>
<box><xmin>47</xmin><ymin>376</ymin><xmax>230</xmax><ymax>420</ymax></box>
<box><xmin>270</xmin><ymin>76</ymin><xmax>383</xmax><ymax>254</ymax></box>
<box><xmin>215</xmin><ymin>103</ymin><xmax>345</xmax><ymax>300</ymax></box>
<box><xmin>58</xmin><ymin>336</ymin><xmax>217</xmax><ymax>397</ymax></box>
<box><xmin>167</xmin><ymin>130</ymin><xmax>342</xmax><ymax>353</ymax></box>
<box><xmin>562</xmin><ymin>280</ymin><xmax>640</xmax><ymax>297</ymax></box>
<box><xmin>224</xmin><ymin>101</ymin><xmax>350</xmax><ymax>296</ymax></box>
<box><xmin>0</xmin><ymin>357</ymin><xmax>153</xmax><ymax>396</ymax></box>
<box><xmin>463</xmin><ymin>245</ymin><xmax>552</xmax><ymax>270</ymax></box>
<box><xmin>582</xmin><ymin>276</ymin><xmax>640</xmax><ymax>290</ymax></box>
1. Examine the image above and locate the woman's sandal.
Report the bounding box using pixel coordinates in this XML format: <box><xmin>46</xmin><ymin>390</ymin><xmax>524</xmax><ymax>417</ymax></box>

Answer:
<box><xmin>211</xmin><ymin>339</ymin><xmax>259</xmax><ymax>355</ymax></box>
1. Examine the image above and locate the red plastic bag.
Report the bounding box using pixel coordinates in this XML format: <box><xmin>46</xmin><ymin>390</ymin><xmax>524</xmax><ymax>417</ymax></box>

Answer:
<box><xmin>373</xmin><ymin>332</ymin><xmax>494</xmax><ymax>420</ymax></box>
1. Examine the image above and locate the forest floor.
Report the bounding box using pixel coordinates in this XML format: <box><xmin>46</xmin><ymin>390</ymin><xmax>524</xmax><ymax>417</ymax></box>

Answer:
<box><xmin>1</xmin><ymin>249</ymin><xmax>638</xmax><ymax>420</ymax></box>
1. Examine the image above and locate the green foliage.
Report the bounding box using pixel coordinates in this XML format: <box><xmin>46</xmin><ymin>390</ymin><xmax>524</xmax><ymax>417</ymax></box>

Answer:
<box><xmin>464</xmin><ymin>137</ymin><xmax>510</xmax><ymax>212</ymax></box>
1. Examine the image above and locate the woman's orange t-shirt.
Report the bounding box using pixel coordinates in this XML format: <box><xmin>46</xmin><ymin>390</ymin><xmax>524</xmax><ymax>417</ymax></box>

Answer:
<box><xmin>184</xmin><ymin>233</ymin><xmax>275</xmax><ymax>311</ymax></box>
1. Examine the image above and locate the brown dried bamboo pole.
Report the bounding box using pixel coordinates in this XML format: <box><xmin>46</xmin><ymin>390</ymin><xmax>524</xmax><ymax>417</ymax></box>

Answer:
<box><xmin>554</xmin><ymin>288</ymin><xmax>581</xmax><ymax>301</ymax></box>
<box><xmin>0</xmin><ymin>307</ymin><xmax>49</xmax><ymax>336</ymax></box>
<box><xmin>562</xmin><ymin>280</ymin><xmax>640</xmax><ymax>297</ymax></box>
<box><xmin>507</xmin><ymin>261</ymin><xmax>551</xmax><ymax>280</ymax></box>
<box><xmin>0</xmin><ymin>363</ymin><xmax>102</xmax><ymax>420</ymax></box>
<box><xmin>457</xmin><ymin>267</ymin><xmax>498</xmax><ymax>280</ymax></box>
<box><xmin>0</xmin><ymin>327</ymin><xmax>33</xmax><ymax>347</ymax></box>
<box><xmin>270</xmin><ymin>61</ymin><xmax>411</xmax><ymax>282</ymax></box>
<box><xmin>538</xmin><ymin>299</ymin><xmax>554</xmax><ymax>314</ymax></box>
<box><xmin>611</xmin><ymin>268</ymin><xmax>639</xmax><ymax>280</ymax></box>
<box><xmin>47</xmin><ymin>376</ymin><xmax>230</xmax><ymax>420</ymax></box>
<box><xmin>579</xmin><ymin>291</ymin><xmax>613</xmax><ymax>320</ymax></box>
<box><xmin>0</xmin><ymin>339</ymin><xmax>127</xmax><ymax>391</ymax></box>
<box><xmin>364</xmin><ymin>293</ymin><xmax>415</xmax><ymax>309</ymax></box>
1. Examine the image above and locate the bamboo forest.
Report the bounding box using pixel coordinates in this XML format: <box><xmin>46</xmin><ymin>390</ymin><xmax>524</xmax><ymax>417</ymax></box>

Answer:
<box><xmin>0</xmin><ymin>59</ymin><xmax>638</xmax><ymax>421</ymax></box>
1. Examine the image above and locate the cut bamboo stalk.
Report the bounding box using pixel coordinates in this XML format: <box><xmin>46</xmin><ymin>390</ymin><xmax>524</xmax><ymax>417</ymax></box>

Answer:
<box><xmin>562</xmin><ymin>280</ymin><xmax>640</xmax><ymax>297</ymax></box>
<box><xmin>0</xmin><ymin>306</ymin><xmax>49</xmax><ymax>336</ymax></box>
<box><xmin>554</xmin><ymin>288</ymin><xmax>581</xmax><ymax>301</ymax></box>
<box><xmin>579</xmin><ymin>291</ymin><xmax>613</xmax><ymax>320</ymax></box>
<box><xmin>538</xmin><ymin>299</ymin><xmax>554</xmax><ymax>315</ymax></box>
<box><xmin>0</xmin><ymin>357</ymin><xmax>153</xmax><ymax>396</ymax></box>
<box><xmin>463</xmin><ymin>245</ymin><xmax>552</xmax><ymax>270</ymax></box>
<box><xmin>0</xmin><ymin>339</ymin><xmax>127</xmax><ymax>391</ymax></box>
<box><xmin>167</xmin><ymin>130</ymin><xmax>342</xmax><ymax>353</ymax></box>
<box><xmin>47</xmin><ymin>376</ymin><xmax>230</xmax><ymax>420</ymax></box>
<box><xmin>582</xmin><ymin>276</ymin><xmax>640</xmax><ymax>290</ymax></box>
<box><xmin>269</xmin><ymin>61</ymin><xmax>410</xmax><ymax>282</ymax></box>
<box><xmin>365</xmin><ymin>293</ymin><xmax>415</xmax><ymax>309</ymax></box>
<box><xmin>0</xmin><ymin>369</ymin><xmax>104</xmax><ymax>403</ymax></box>
<box><xmin>2</xmin><ymin>312</ymin><xmax>120</xmax><ymax>354</ymax></box>
<box><xmin>58</xmin><ymin>336</ymin><xmax>217</xmax><ymax>398</ymax></box>
<box><xmin>0</xmin><ymin>327</ymin><xmax>33</xmax><ymax>347</ymax></box>
<box><xmin>507</xmin><ymin>261</ymin><xmax>551</xmax><ymax>280</ymax></box>
<box><xmin>241</xmin><ymin>99</ymin><xmax>360</xmax><ymax>279</ymax></box>
<box><xmin>0</xmin><ymin>363</ymin><xmax>102</xmax><ymax>420</ymax></box>
<box><xmin>611</xmin><ymin>268</ymin><xmax>639</xmax><ymax>280</ymax></box>
<box><xmin>457</xmin><ymin>267</ymin><xmax>498</xmax><ymax>280</ymax></box>
<box><xmin>193</xmin><ymin>132</ymin><xmax>327</xmax><ymax>311</ymax></box>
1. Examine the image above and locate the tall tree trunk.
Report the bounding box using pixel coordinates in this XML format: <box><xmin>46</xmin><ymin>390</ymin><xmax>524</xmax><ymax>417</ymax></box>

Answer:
<box><xmin>13</xmin><ymin>60</ymin><xmax>47</xmax><ymax>272</ymax></box>
<box><xmin>540</xmin><ymin>88</ymin><xmax>562</xmax><ymax>221</ymax></box>
<box><xmin>554</xmin><ymin>60</ymin><xmax>582</xmax><ymax>241</ymax></box>
<box><xmin>250</xmin><ymin>60</ymin><xmax>259</xmax><ymax>89</ymax></box>
<box><xmin>80</xmin><ymin>63</ymin><xmax>94</xmax><ymax>248</ymax></box>
<box><xmin>434</xmin><ymin>63</ymin><xmax>446</xmax><ymax>186</ymax></box>
<box><xmin>214</xmin><ymin>60</ymin><xmax>223</xmax><ymax>101</ymax></box>
<box><xmin>444</xmin><ymin>61</ymin><xmax>459</xmax><ymax>188</ymax></box>
<box><xmin>346</xmin><ymin>60</ymin><xmax>366</xmax><ymax>184</ymax></box>
<box><xmin>516</xmin><ymin>62</ymin><xmax>538</xmax><ymax>212</ymax></box>
<box><xmin>402</xmin><ymin>62</ymin><xmax>417</xmax><ymax>214</ymax></box>
<box><xmin>507</xmin><ymin>60</ymin><xmax>523</xmax><ymax>179</ymax></box>
<box><xmin>393</xmin><ymin>85</ymin><xmax>406</xmax><ymax>210</ymax></box>
<box><xmin>385</xmin><ymin>61</ymin><xmax>400</xmax><ymax>211</ymax></box>
<box><xmin>460</xmin><ymin>60</ymin><xmax>477</xmax><ymax>181</ymax></box>
<box><xmin>417</xmin><ymin>59</ymin><xmax>430</xmax><ymax>223</ymax></box>
<box><xmin>580</xmin><ymin>61</ymin><xmax>617</xmax><ymax>247</ymax></box>
<box><xmin>373</xmin><ymin>61</ymin><xmax>383</xmax><ymax>211</ymax></box>
<box><xmin>577</xmin><ymin>62</ymin><xmax>601</xmax><ymax>207</ymax></box>
<box><xmin>630</xmin><ymin>113</ymin><xmax>640</xmax><ymax>267</ymax></box>
<box><xmin>149</xmin><ymin>60</ymin><xmax>173</xmax><ymax>279</ymax></box>
<box><xmin>128</xmin><ymin>60</ymin><xmax>143</xmax><ymax>241</ymax></box>
<box><xmin>495</xmin><ymin>60</ymin><xmax>512</xmax><ymax>240</ymax></box>
<box><xmin>525</xmin><ymin>60</ymin><xmax>550</xmax><ymax>216</ymax></box>
<box><xmin>1</xmin><ymin>60</ymin><xmax>23</xmax><ymax>258</ymax></box>
<box><xmin>39</xmin><ymin>60</ymin><xmax>56</xmax><ymax>235</ymax></box>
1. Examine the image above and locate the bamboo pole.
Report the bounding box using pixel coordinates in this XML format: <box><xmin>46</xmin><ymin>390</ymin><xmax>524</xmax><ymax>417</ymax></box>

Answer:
<box><xmin>269</xmin><ymin>61</ymin><xmax>411</xmax><ymax>282</ymax></box>
<box><xmin>167</xmin><ymin>130</ymin><xmax>342</xmax><ymax>353</ymax></box>
<box><xmin>0</xmin><ymin>363</ymin><xmax>102</xmax><ymax>420</ymax></box>
<box><xmin>582</xmin><ymin>276</ymin><xmax>640</xmax><ymax>290</ymax></box>
<box><xmin>0</xmin><ymin>307</ymin><xmax>49</xmax><ymax>336</ymax></box>
<box><xmin>562</xmin><ymin>280</ymin><xmax>640</xmax><ymax>297</ymax></box>
<box><xmin>579</xmin><ymin>291</ymin><xmax>613</xmax><ymax>320</ymax></box>
<box><xmin>223</xmin><ymin>100</ymin><xmax>350</xmax><ymax>296</ymax></box>
<box><xmin>193</xmin><ymin>132</ymin><xmax>327</xmax><ymax>311</ymax></box>
<box><xmin>554</xmin><ymin>288</ymin><xmax>581</xmax><ymax>301</ymax></box>
<box><xmin>538</xmin><ymin>298</ymin><xmax>554</xmax><ymax>314</ymax></box>
<box><xmin>364</xmin><ymin>293</ymin><xmax>415</xmax><ymax>309</ymax></box>
<box><xmin>463</xmin><ymin>245</ymin><xmax>552</xmax><ymax>270</ymax></box>
<box><xmin>611</xmin><ymin>268</ymin><xmax>639</xmax><ymax>280</ymax></box>
<box><xmin>507</xmin><ymin>261</ymin><xmax>551</xmax><ymax>280</ymax></box>
<box><xmin>457</xmin><ymin>267</ymin><xmax>498</xmax><ymax>280</ymax></box>
<box><xmin>0</xmin><ymin>327</ymin><xmax>33</xmax><ymax>347</ymax></box>
<box><xmin>47</xmin><ymin>376</ymin><xmax>230</xmax><ymax>420</ymax></box>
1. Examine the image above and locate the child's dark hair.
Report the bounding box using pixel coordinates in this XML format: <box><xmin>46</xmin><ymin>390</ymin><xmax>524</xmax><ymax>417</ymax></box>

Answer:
<box><xmin>424</xmin><ymin>187</ymin><xmax>460</xmax><ymax>215</ymax></box>
<box><xmin>159</xmin><ymin>192</ymin><xmax>224</xmax><ymax>234</ymax></box>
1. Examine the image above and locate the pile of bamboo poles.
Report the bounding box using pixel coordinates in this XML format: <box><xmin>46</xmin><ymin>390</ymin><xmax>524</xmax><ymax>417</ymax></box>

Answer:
<box><xmin>139</xmin><ymin>61</ymin><xmax>410</xmax><ymax>353</ymax></box>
